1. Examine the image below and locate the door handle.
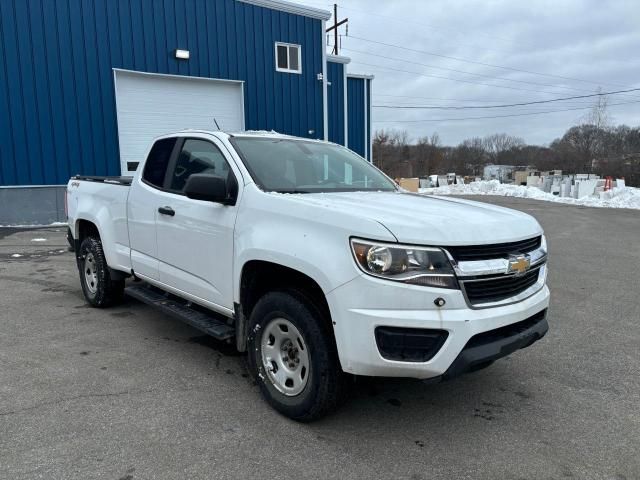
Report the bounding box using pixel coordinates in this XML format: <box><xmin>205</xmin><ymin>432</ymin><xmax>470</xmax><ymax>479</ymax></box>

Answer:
<box><xmin>158</xmin><ymin>206</ymin><xmax>175</xmax><ymax>216</ymax></box>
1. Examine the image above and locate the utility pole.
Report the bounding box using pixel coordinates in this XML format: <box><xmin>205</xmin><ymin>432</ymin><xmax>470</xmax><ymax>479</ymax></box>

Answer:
<box><xmin>325</xmin><ymin>4</ymin><xmax>348</xmax><ymax>55</ymax></box>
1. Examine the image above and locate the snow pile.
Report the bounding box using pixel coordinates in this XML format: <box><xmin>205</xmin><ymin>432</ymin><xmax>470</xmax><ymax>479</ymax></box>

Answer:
<box><xmin>419</xmin><ymin>180</ymin><xmax>640</xmax><ymax>210</ymax></box>
<box><xmin>0</xmin><ymin>221</ymin><xmax>67</xmax><ymax>227</ymax></box>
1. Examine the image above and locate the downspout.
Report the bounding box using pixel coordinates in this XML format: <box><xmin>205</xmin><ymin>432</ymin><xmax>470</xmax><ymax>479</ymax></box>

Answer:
<box><xmin>364</xmin><ymin>78</ymin><xmax>368</xmax><ymax>160</ymax></box>
<box><xmin>321</xmin><ymin>20</ymin><xmax>328</xmax><ymax>141</ymax></box>
<box><xmin>344</xmin><ymin>65</ymin><xmax>348</xmax><ymax>147</ymax></box>
<box><xmin>368</xmin><ymin>79</ymin><xmax>373</xmax><ymax>164</ymax></box>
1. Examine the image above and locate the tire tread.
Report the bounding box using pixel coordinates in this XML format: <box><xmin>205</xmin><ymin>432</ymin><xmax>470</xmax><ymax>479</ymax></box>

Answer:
<box><xmin>78</xmin><ymin>236</ymin><xmax>124</xmax><ymax>308</ymax></box>
<box><xmin>248</xmin><ymin>290</ymin><xmax>347</xmax><ymax>422</ymax></box>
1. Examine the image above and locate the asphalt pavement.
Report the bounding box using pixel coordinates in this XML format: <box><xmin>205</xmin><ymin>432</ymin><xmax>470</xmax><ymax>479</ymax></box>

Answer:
<box><xmin>1</xmin><ymin>197</ymin><xmax>638</xmax><ymax>480</ymax></box>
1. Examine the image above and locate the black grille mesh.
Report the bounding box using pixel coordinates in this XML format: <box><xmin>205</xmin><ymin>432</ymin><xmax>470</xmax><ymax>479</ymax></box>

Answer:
<box><xmin>446</xmin><ymin>236</ymin><xmax>542</xmax><ymax>261</ymax></box>
<box><xmin>462</xmin><ymin>268</ymin><xmax>540</xmax><ymax>304</ymax></box>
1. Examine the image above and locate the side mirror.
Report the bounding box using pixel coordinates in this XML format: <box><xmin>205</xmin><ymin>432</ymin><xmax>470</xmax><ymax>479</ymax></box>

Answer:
<box><xmin>184</xmin><ymin>174</ymin><xmax>236</xmax><ymax>205</ymax></box>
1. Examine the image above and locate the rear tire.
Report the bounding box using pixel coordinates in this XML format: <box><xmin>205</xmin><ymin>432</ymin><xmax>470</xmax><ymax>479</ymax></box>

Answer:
<box><xmin>78</xmin><ymin>236</ymin><xmax>124</xmax><ymax>308</ymax></box>
<box><xmin>247</xmin><ymin>290</ymin><xmax>346</xmax><ymax>422</ymax></box>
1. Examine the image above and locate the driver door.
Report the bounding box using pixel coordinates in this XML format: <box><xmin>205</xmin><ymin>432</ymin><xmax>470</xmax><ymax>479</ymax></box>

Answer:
<box><xmin>155</xmin><ymin>136</ymin><xmax>239</xmax><ymax>312</ymax></box>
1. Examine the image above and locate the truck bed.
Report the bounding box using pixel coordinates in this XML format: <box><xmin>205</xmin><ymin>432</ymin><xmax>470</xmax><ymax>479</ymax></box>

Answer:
<box><xmin>71</xmin><ymin>175</ymin><xmax>133</xmax><ymax>186</ymax></box>
<box><xmin>67</xmin><ymin>175</ymin><xmax>133</xmax><ymax>273</ymax></box>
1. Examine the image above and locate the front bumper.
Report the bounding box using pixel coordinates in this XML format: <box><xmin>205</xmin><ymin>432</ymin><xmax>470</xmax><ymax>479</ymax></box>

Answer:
<box><xmin>326</xmin><ymin>273</ymin><xmax>550</xmax><ymax>379</ymax></box>
<box><xmin>440</xmin><ymin>309</ymin><xmax>548</xmax><ymax>381</ymax></box>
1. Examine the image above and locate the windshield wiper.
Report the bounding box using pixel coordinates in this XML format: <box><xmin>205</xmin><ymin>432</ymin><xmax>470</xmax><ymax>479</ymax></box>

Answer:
<box><xmin>272</xmin><ymin>189</ymin><xmax>311</xmax><ymax>194</ymax></box>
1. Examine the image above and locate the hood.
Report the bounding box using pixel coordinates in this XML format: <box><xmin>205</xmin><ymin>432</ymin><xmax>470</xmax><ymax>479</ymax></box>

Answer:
<box><xmin>286</xmin><ymin>191</ymin><xmax>542</xmax><ymax>245</ymax></box>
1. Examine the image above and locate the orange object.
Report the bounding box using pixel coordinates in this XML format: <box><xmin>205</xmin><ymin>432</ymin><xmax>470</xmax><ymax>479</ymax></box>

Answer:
<box><xmin>604</xmin><ymin>176</ymin><xmax>613</xmax><ymax>191</ymax></box>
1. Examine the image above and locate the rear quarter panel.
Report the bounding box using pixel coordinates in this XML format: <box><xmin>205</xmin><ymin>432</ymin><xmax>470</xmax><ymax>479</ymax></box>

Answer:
<box><xmin>67</xmin><ymin>180</ymin><xmax>132</xmax><ymax>272</ymax></box>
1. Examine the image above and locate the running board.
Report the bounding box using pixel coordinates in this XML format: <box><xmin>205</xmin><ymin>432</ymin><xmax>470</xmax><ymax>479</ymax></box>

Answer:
<box><xmin>125</xmin><ymin>284</ymin><xmax>235</xmax><ymax>341</ymax></box>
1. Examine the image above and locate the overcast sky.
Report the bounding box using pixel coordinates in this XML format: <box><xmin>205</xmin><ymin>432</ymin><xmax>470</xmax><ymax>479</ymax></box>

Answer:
<box><xmin>298</xmin><ymin>0</ymin><xmax>639</xmax><ymax>146</ymax></box>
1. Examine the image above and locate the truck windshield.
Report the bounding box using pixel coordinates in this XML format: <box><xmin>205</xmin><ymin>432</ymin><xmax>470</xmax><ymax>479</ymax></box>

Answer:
<box><xmin>230</xmin><ymin>137</ymin><xmax>397</xmax><ymax>193</ymax></box>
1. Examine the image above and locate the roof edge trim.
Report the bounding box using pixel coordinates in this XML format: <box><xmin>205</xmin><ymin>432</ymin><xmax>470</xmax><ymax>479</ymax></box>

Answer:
<box><xmin>327</xmin><ymin>54</ymin><xmax>351</xmax><ymax>64</ymax></box>
<box><xmin>237</xmin><ymin>0</ymin><xmax>332</xmax><ymax>21</ymax></box>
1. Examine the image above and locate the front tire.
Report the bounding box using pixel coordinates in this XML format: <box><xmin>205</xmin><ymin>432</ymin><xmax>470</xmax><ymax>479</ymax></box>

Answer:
<box><xmin>247</xmin><ymin>291</ymin><xmax>346</xmax><ymax>422</ymax></box>
<box><xmin>78</xmin><ymin>236</ymin><xmax>124</xmax><ymax>308</ymax></box>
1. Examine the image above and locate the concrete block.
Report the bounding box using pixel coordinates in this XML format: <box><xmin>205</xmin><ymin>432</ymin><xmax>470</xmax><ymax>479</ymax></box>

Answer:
<box><xmin>0</xmin><ymin>186</ymin><xmax>66</xmax><ymax>225</ymax></box>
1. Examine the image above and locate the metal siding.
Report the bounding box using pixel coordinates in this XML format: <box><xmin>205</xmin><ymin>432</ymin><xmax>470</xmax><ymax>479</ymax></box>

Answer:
<box><xmin>83</xmin><ymin>0</ymin><xmax>109</xmax><ymax>176</ymax></box>
<box><xmin>0</xmin><ymin>1</ymin><xmax>15</xmax><ymax>184</ymax></box>
<box><xmin>69</xmin><ymin>0</ymin><xmax>95</xmax><ymax>178</ymax></box>
<box><xmin>0</xmin><ymin>0</ymin><xmax>326</xmax><ymax>185</ymax></box>
<box><xmin>195</xmin><ymin>0</ymin><xmax>208</xmax><ymax>75</ymax></box>
<box><xmin>271</xmin><ymin>11</ymin><xmax>284</xmax><ymax>132</ymax></box>
<box><xmin>95</xmin><ymin>1</ymin><xmax>119</xmax><ymax>176</ymax></box>
<box><xmin>16</xmin><ymin>0</ymin><xmax>44</xmax><ymax>183</ymax></box>
<box><xmin>119</xmin><ymin>0</ymin><xmax>135</xmax><ymax>69</ymax></box>
<box><xmin>54</xmin><ymin>0</ymin><xmax>83</xmax><ymax>179</ymax></box>
<box><xmin>327</xmin><ymin>61</ymin><xmax>345</xmax><ymax>145</ymax></box>
<box><xmin>261</xmin><ymin>9</ymin><xmax>273</xmax><ymax>128</ymax></box>
<box><xmin>28</xmin><ymin>0</ymin><xmax>57</xmax><ymax>183</ymax></box>
<box><xmin>347</xmin><ymin>77</ymin><xmax>365</xmax><ymax>157</ymax></box>
<box><xmin>366</xmin><ymin>78</ymin><xmax>372</xmax><ymax>161</ymax></box>
<box><xmin>130</xmin><ymin>0</ymin><xmax>146</xmax><ymax>71</ymax></box>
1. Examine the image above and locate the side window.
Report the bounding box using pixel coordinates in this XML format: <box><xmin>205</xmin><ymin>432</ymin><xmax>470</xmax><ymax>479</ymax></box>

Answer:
<box><xmin>275</xmin><ymin>42</ymin><xmax>301</xmax><ymax>74</ymax></box>
<box><xmin>142</xmin><ymin>137</ymin><xmax>177</xmax><ymax>188</ymax></box>
<box><xmin>169</xmin><ymin>139</ymin><xmax>232</xmax><ymax>193</ymax></box>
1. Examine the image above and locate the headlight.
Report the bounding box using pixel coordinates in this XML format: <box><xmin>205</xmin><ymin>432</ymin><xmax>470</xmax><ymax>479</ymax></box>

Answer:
<box><xmin>350</xmin><ymin>239</ymin><xmax>458</xmax><ymax>289</ymax></box>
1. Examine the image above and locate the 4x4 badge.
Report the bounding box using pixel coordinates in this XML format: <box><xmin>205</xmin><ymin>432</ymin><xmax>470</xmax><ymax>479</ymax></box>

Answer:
<box><xmin>507</xmin><ymin>254</ymin><xmax>531</xmax><ymax>275</ymax></box>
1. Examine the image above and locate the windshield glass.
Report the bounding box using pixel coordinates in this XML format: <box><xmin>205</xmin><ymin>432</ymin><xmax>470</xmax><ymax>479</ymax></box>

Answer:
<box><xmin>231</xmin><ymin>137</ymin><xmax>397</xmax><ymax>193</ymax></box>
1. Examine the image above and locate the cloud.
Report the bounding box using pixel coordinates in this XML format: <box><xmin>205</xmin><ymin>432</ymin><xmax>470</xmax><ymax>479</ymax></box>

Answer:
<box><xmin>301</xmin><ymin>0</ymin><xmax>640</xmax><ymax>145</ymax></box>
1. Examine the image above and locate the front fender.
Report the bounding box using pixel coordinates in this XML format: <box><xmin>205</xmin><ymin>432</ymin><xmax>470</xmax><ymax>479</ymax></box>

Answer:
<box><xmin>232</xmin><ymin>187</ymin><xmax>396</xmax><ymax>303</ymax></box>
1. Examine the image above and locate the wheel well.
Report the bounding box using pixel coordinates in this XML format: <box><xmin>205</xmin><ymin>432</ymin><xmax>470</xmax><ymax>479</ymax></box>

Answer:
<box><xmin>236</xmin><ymin>260</ymin><xmax>333</xmax><ymax>351</ymax></box>
<box><xmin>76</xmin><ymin>219</ymin><xmax>100</xmax><ymax>242</ymax></box>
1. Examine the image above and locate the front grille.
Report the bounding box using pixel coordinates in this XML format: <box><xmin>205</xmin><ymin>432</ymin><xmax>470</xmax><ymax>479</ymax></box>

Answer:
<box><xmin>445</xmin><ymin>236</ymin><xmax>541</xmax><ymax>261</ymax></box>
<box><xmin>462</xmin><ymin>268</ymin><xmax>540</xmax><ymax>304</ymax></box>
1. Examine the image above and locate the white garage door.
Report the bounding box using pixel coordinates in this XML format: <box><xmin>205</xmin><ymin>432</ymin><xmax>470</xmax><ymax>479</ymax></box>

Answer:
<box><xmin>114</xmin><ymin>69</ymin><xmax>244</xmax><ymax>174</ymax></box>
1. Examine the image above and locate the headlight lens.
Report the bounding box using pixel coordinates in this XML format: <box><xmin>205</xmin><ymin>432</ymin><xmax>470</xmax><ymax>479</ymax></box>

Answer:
<box><xmin>351</xmin><ymin>239</ymin><xmax>458</xmax><ymax>289</ymax></box>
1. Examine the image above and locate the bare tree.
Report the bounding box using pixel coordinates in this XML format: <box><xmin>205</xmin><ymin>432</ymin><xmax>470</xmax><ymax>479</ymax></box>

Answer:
<box><xmin>457</xmin><ymin>137</ymin><xmax>486</xmax><ymax>175</ymax></box>
<box><xmin>372</xmin><ymin>122</ymin><xmax>639</xmax><ymax>186</ymax></box>
<box><xmin>583</xmin><ymin>87</ymin><xmax>611</xmax><ymax>129</ymax></box>
<box><xmin>372</xmin><ymin>129</ymin><xmax>411</xmax><ymax>177</ymax></box>
<box><xmin>482</xmin><ymin>133</ymin><xmax>525</xmax><ymax>163</ymax></box>
<box><xmin>415</xmin><ymin>132</ymin><xmax>441</xmax><ymax>176</ymax></box>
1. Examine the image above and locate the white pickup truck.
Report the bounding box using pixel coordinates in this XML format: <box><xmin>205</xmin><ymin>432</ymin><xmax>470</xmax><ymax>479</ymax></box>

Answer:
<box><xmin>67</xmin><ymin>130</ymin><xmax>549</xmax><ymax>421</ymax></box>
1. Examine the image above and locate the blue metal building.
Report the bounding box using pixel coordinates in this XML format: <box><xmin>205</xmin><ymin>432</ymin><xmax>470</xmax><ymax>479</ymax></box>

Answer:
<box><xmin>0</xmin><ymin>0</ymin><xmax>372</xmax><ymax>224</ymax></box>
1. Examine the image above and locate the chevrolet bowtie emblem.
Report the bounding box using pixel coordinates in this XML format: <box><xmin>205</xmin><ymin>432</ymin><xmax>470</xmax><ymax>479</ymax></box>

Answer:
<box><xmin>507</xmin><ymin>254</ymin><xmax>531</xmax><ymax>275</ymax></box>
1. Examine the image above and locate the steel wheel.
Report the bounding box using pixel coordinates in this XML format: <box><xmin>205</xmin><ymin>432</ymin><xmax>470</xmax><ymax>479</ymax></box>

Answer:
<box><xmin>261</xmin><ymin>317</ymin><xmax>310</xmax><ymax>396</ymax></box>
<box><xmin>83</xmin><ymin>252</ymin><xmax>98</xmax><ymax>295</ymax></box>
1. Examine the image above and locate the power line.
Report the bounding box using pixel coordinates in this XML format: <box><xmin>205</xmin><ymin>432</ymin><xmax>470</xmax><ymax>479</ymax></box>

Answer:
<box><xmin>374</xmin><ymin>102</ymin><xmax>605</xmax><ymax>110</ymax></box>
<box><xmin>350</xmin><ymin>61</ymin><xmax>580</xmax><ymax>96</ymax></box>
<box><xmin>341</xmin><ymin>47</ymin><xmax>601</xmax><ymax>94</ymax></box>
<box><xmin>347</xmin><ymin>34</ymin><xmax>636</xmax><ymax>90</ymax></box>
<box><xmin>373</xmin><ymin>93</ymin><xmax>594</xmax><ymax>104</ymax></box>
<box><xmin>333</xmin><ymin>4</ymin><xmax>535</xmax><ymax>50</ymax></box>
<box><xmin>372</xmin><ymin>87</ymin><xmax>640</xmax><ymax>110</ymax></box>
<box><xmin>373</xmin><ymin>99</ymin><xmax>640</xmax><ymax>123</ymax></box>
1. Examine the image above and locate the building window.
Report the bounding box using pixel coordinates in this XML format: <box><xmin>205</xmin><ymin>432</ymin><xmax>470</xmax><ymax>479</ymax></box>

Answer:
<box><xmin>275</xmin><ymin>42</ymin><xmax>301</xmax><ymax>74</ymax></box>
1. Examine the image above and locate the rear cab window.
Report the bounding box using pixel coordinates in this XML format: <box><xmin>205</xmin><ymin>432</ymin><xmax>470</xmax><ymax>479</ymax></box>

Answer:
<box><xmin>142</xmin><ymin>137</ymin><xmax>177</xmax><ymax>188</ymax></box>
<box><xmin>141</xmin><ymin>137</ymin><xmax>237</xmax><ymax>197</ymax></box>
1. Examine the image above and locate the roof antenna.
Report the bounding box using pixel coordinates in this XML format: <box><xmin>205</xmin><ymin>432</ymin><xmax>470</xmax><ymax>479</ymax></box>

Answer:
<box><xmin>213</xmin><ymin>118</ymin><xmax>221</xmax><ymax>130</ymax></box>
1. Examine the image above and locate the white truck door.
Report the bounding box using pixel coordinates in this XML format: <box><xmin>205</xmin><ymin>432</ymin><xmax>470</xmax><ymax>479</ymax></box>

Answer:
<box><xmin>155</xmin><ymin>137</ymin><xmax>239</xmax><ymax>312</ymax></box>
<box><xmin>127</xmin><ymin>137</ymin><xmax>179</xmax><ymax>280</ymax></box>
